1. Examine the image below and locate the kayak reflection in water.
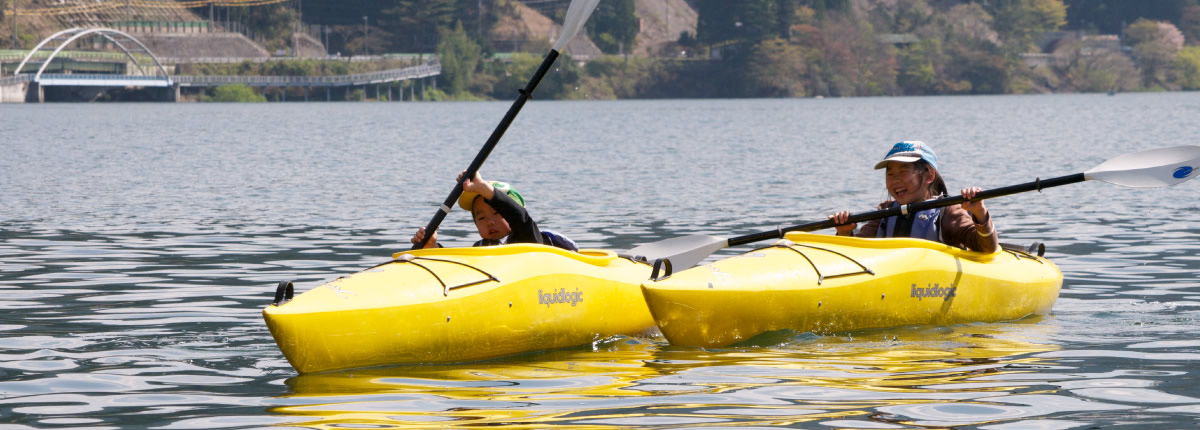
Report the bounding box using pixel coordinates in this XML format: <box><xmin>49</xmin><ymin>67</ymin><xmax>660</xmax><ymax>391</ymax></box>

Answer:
<box><xmin>411</xmin><ymin>170</ymin><xmax>577</xmax><ymax>251</ymax></box>
<box><xmin>828</xmin><ymin>141</ymin><xmax>999</xmax><ymax>253</ymax></box>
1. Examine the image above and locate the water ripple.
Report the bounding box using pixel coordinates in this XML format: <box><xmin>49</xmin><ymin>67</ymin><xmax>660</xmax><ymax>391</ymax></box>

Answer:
<box><xmin>3</xmin><ymin>96</ymin><xmax>1200</xmax><ymax>428</ymax></box>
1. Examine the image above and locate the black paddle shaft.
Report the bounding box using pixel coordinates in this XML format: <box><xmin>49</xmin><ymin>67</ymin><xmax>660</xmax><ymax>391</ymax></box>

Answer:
<box><xmin>727</xmin><ymin>172</ymin><xmax>1086</xmax><ymax>247</ymax></box>
<box><xmin>413</xmin><ymin>49</ymin><xmax>562</xmax><ymax>249</ymax></box>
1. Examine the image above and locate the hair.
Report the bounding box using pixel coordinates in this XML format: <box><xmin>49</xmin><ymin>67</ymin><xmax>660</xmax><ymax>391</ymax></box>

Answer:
<box><xmin>913</xmin><ymin>160</ymin><xmax>949</xmax><ymax>197</ymax></box>
<box><xmin>470</xmin><ymin>195</ymin><xmax>487</xmax><ymax>217</ymax></box>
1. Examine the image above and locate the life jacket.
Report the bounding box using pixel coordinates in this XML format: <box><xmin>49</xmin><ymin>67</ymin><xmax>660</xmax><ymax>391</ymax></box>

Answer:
<box><xmin>877</xmin><ymin>201</ymin><xmax>943</xmax><ymax>243</ymax></box>
<box><xmin>540</xmin><ymin>230</ymin><xmax>579</xmax><ymax>252</ymax></box>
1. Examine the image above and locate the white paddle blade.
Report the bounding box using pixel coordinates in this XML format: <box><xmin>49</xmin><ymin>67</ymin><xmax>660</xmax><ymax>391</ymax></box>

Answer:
<box><xmin>552</xmin><ymin>0</ymin><xmax>601</xmax><ymax>52</ymax></box>
<box><xmin>627</xmin><ymin>234</ymin><xmax>730</xmax><ymax>270</ymax></box>
<box><xmin>1084</xmin><ymin>145</ymin><xmax>1200</xmax><ymax>188</ymax></box>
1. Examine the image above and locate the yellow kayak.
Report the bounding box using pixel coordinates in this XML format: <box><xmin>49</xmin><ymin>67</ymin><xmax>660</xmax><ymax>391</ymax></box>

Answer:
<box><xmin>640</xmin><ymin>232</ymin><xmax>1062</xmax><ymax>348</ymax></box>
<box><xmin>264</xmin><ymin>244</ymin><xmax>655</xmax><ymax>373</ymax></box>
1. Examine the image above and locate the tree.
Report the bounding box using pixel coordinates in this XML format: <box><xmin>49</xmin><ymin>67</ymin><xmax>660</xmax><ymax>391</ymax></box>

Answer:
<box><xmin>739</xmin><ymin>0</ymin><xmax>785</xmax><ymax>42</ymax></box>
<box><xmin>487</xmin><ymin>52</ymin><xmax>582</xmax><ymax>100</ymax></box>
<box><xmin>817</xmin><ymin>13</ymin><xmax>897</xmax><ymax>96</ymax></box>
<box><xmin>744</xmin><ymin>38</ymin><xmax>808</xmax><ymax>97</ymax></box>
<box><xmin>945</xmin><ymin>3</ymin><xmax>999</xmax><ymax>46</ymax></box>
<box><xmin>1063</xmin><ymin>0</ymin><xmax>1190</xmax><ymax>35</ymax></box>
<box><xmin>437</xmin><ymin>21</ymin><xmax>482</xmax><ymax>96</ymax></box>
<box><xmin>208</xmin><ymin>84</ymin><xmax>267</xmax><ymax>102</ymax></box>
<box><xmin>587</xmin><ymin>0</ymin><xmax>638</xmax><ymax>54</ymax></box>
<box><xmin>897</xmin><ymin>39</ymin><xmax>940</xmax><ymax>95</ymax></box>
<box><xmin>1057</xmin><ymin>41</ymin><xmax>1139</xmax><ymax>92</ymax></box>
<box><xmin>227</xmin><ymin>5</ymin><xmax>298</xmax><ymax>53</ymax></box>
<box><xmin>1125</xmin><ymin>18</ymin><xmax>1162</xmax><ymax>46</ymax></box>
<box><xmin>1127</xmin><ymin>19</ymin><xmax>1184</xmax><ymax>87</ymax></box>
<box><xmin>808</xmin><ymin>0</ymin><xmax>851</xmax><ymax>17</ymax></box>
<box><xmin>1175</xmin><ymin>46</ymin><xmax>1200</xmax><ymax>89</ymax></box>
<box><xmin>1157</xmin><ymin>21</ymin><xmax>1186</xmax><ymax>51</ymax></box>
<box><xmin>453</xmin><ymin>0</ymin><xmax>497</xmax><ymax>42</ymax></box>
<box><xmin>990</xmin><ymin>0</ymin><xmax>1067</xmax><ymax>50</ymax></box>
<box><xmin>696</xmin><ymin>0</ymin><xmax>737</xmax><ymax>45</ymax></box>
<box><xmin>933</xmin><ymin>3</ymin><xmax>1004</xmax><ymax>94</ymax></box>
<box><xmin>696</xmin><ymin>0</ymin><xmax>796</xmax><ymax>46</ymax></box>
<box><xmin>1182</xmin><ymin>5</ymin><xmax>1200</xmax><ymax>46</ymax></box>
<box><xmin>384</xmin><ymin>0</ymin><xmax>454</xmax><ymax>52</ymax></box>
<box><xmin>869</xmin><ymin>0</ymin><xmax>934</xmax><ymax>34</ymax></box>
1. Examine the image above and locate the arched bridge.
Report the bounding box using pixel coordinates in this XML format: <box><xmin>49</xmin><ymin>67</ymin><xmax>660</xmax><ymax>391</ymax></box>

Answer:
<box><xmin>13</xmin><ymin>27</ymin><xmax>174</xmax><ymax>88</ymax></box>
<box><xmin>3</xmin><ymin>27</ymin><xmax>441</xmax><ymax>103</ymax></box>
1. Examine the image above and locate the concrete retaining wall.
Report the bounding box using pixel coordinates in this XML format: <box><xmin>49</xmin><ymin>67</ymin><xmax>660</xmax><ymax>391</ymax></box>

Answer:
<box><xmin>1</xmin><ymin>82</ymin><xmax>28</xmax><ymax>103</ymax></box>
<box><xmin>133</xmin><ymin>32</ymin><xmax>272</xmax><ymax>58</ymax></box>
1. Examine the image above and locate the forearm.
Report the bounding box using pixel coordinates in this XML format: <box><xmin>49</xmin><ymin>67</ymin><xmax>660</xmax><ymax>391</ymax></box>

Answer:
<box><xmin>855</xmin><ymin>219</ymin><xmax>881</xmax><ymax>238</ymax></box>
<box><xmin>945</xmin><ymin>208</ymin><xmax>998</xmax><ymax>253</ymax></box>
<box><xmin>486</xmin><ymin>191</ymin><xmax>544</xmax><ymax>244</ymax></box>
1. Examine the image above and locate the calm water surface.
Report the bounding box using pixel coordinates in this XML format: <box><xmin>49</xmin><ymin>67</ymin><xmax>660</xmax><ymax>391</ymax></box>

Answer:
<box><xmin>2</xmin><ymin>94</ymin><xmax>1199</xmax><ymax>429</ymax></box>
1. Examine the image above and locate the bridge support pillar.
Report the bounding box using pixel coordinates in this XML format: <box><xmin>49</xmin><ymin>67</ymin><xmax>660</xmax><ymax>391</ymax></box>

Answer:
<box><xmin>326</xmin><ymin>87</ymin><xmax>331</xmax><ymax>102</ymax></box>
<box><xmin>25</xmin><ymin>82</ymin><xmax>44</xmax><ymax>103</ymax></box>
<box><xmin>304</xmin><ymin>87</ymin><xmax>309</xmax><ymax>102</ymax></box>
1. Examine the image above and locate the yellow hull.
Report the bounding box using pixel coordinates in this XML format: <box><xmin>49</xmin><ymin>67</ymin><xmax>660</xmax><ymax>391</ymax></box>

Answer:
<box><xmin>641</xmin><ymin>232</ymin><xmax>1063</xmax><ymax>348</ymax></box>
<box><xmin>264</xmin><ymin>244</ymin><xmax>655</xmax><ymax>373</ymax></box>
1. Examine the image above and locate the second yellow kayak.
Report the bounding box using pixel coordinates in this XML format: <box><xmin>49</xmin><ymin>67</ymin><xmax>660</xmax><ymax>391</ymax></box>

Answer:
<box><xmin>640</xmin><ymin>232</ymin><xmax>1063</xmax><ymax>348</ymax></box>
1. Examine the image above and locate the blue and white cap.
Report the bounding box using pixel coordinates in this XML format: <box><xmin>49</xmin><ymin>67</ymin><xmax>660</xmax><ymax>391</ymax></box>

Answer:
<box><xmin>874</xmin><ymin>141</ymin><xmax>938</xmax><ymax>170</ymax></box>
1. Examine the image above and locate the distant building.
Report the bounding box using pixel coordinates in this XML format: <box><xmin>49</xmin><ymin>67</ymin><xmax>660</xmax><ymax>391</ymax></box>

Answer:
<box><xmin>876</xmin><ymin>33</ymin><xmax>920</xmax><ymax>46</ymax></box>
<box><xmin>1079</xmin><ymin>34</ymin><xmax>1121</xmax><ymax>55</ymax></box>
<box><xmin>1023</xmin><ymin>31</ymin><xmax>1123</xmax><ymax>68</ymax></box>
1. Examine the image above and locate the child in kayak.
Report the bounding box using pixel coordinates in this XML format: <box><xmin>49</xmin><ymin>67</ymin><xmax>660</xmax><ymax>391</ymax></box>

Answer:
<box><xmin>828</xmin><ymin>141</ymin><xmax>998</xmax><ymax>253</ymax></box>
<box><xmin>411</xmin><ymin>170</ymin><xmax>577</xmax><ymax>251</ymax></box>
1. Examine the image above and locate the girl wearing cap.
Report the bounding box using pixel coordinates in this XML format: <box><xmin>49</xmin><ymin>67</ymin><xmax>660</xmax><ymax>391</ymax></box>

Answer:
<box><xmin>411</xmin><ymin>170</ymin><xmax>576</xmax><ymax>250</ymax></box>
<box><xmin>828</xmin><ymin>141</ymin><xmax>998</xmax><ymax>253</ymax></box>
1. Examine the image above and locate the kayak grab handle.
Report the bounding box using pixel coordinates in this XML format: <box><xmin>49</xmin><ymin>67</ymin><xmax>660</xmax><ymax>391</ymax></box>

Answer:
<box><xmin>650</xmin><ymin>257</ymin><xmax>673</xmax><ymax>281</ymax></box>
<box><xmin>1000</xmin><ymin>242</ymin><xmax>1047</xmax><ymax>260</ymax></box>
<box><xmin>273</xmin><ymin>280</ymin><xmax>294</xmax><ymax>306</ymax></box>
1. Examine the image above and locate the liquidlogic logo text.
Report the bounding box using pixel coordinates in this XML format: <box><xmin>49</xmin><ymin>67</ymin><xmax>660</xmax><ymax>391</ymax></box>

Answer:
<box><xmin>910</xmin><ymin>283</ymin><xmax>955</xmax><ymax>300</ymax></box>
<box><xmin>539</xmin><ymin>288</ymin><xmax>584</xmax><ymax>307</ymax></box>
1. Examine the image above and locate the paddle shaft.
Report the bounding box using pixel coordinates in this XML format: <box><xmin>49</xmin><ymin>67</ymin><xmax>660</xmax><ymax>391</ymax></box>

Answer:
<box><xmin>413</xmin><ymin>49</ymin><xmax>561</xmax><ymax>249</ymax></box>
<box><xmin>727</xmin><ymin>172</ymin><xmax>1085</xmax><ymax>247</ymax></box>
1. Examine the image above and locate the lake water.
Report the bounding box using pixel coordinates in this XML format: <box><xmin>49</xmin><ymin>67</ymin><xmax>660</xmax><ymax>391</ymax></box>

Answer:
<box><xmin>2</xmin><ymin>94</ymin><xmax>1199</xmax><ymax>429</ymax></box>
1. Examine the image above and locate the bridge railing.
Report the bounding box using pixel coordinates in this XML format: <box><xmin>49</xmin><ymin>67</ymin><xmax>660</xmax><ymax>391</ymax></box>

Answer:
<box><xmin>0</xmin><ymin>75</ymin><xmax>31</xmax><ymax>85</ymax></box>
<box><xmin>172</xmin><ymin>64</ymin><xmax>441</xmax><ymax>87</ymax></box>
<box><xmin>1</xmin><ymin>50</ymin><xmax>155</xmax><ymax>63</ymax></box>
<box><xmin>4</xmin><ymin>50</ymin><xmax>438</xmax><ymax>67</ymax></box>
<box><xmin>38</xmin><ymin>73</ymin><xmax>167</xmax><ymax>82</ymax></box>
<box><xmin>3</xmin><ymin>64</ymin><xmax>438</xmax><ymax>87</ymax></box>
<box><xmin>157</xmin><ymin>54</ymin><xmax>434</xmax><ymax>65</ymax></box>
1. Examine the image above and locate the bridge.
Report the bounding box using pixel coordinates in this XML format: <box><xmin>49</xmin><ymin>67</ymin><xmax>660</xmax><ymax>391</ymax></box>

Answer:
<box><xmin>2</xmin><ymin>28</ymin><xmax>440</xmax><ymax>103</ymax></box>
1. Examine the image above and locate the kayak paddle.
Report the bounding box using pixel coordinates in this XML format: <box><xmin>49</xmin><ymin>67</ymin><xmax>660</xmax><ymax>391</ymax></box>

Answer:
<box><xmin>413</xmin><ymin>0</ymin><xmax>601</xmax><ymax>249</ymax></box>
<box><xmin>627</xmin><ymin>145</ymin><xmax>1200</xmax><ymax>269</ymax></box>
